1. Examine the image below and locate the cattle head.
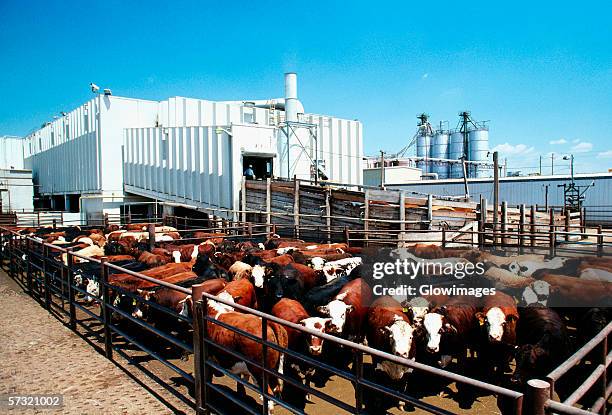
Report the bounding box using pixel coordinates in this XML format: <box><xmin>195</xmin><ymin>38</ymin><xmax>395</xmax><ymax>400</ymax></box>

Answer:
<box><xmin>476</xmin><ymin>307</ymin><xmax>517</xmax><ymax>343</ymax></box>
<box><xmin>422</xmin><ymin>311</ymin><xmax>456</xmax><ymax>353</ymax></box>
<box><xmin>316</xmin><ymin>293</ymin><xmax>353</xmax><ymax>334</ymax></box>
<box><xmin>311</xmin><ymin>257</ymin><xmax>326</xmax><ymax>271</ymax></box>
<box><xmin>384</xmin><ymin>316</ymin><xmax>415</xmax><ymax>360</ymax></box>
<box><xmin>300</xmin><ymin>317</ymin><xmax>332</xmax><ymax>355</ymax></box>
<box><xmin>251</xmin><ymin>265</ymin><xmax>266</xmax><ymax>289</ymax></box>
<box><xmin>511</xmin><ymin>343</ymin><xmax>548</xmax><ymax>385</ymax></box>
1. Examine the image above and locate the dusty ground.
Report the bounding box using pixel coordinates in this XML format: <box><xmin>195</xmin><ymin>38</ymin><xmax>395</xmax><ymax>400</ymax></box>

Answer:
<box><xmin>0</xmin><ymin>268</ymin><xmax>184</xmax><ymax>414</ymax></box>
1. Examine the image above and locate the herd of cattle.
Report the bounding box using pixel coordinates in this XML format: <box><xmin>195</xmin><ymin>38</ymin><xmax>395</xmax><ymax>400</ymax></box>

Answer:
<box><xmin>3</xmin><ymin>223</ymin><xmax>611</xmax><ymax>413</ymax></box>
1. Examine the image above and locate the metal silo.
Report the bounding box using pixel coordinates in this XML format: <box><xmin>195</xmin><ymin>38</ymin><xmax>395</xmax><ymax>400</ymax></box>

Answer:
<box><xmin>468</xmin><ymin>128</ymin><xmax>489</xmax><ymax>178</ymax></box>
<box><xmin>449</xmin><ymin>131</ymin><xmax>465</xmax><ymax>178</ymax></box>
<box><xmin>431</xmin><ymin>131</ymin><xmax>449</xmax><ymax>179</ymax></box>
<box><xmin>416</xmin><ymin>134</ymin><xmax>431</xmax><ymax>174</ymax></box>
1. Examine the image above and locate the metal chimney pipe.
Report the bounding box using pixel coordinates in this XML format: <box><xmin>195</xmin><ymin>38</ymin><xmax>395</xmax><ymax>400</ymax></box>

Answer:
<box><xmin>284</xmin><ymin>73</ymin><xmax>298</xmax><ymax>122</ymax></box>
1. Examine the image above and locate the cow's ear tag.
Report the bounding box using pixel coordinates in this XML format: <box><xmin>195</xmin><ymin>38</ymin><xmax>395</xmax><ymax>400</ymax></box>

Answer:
<box><xmin>479</xmin><ymin>319</ymin><xmax>484</xmax><ymax>326</ymax></box>
<box><xmin>132</xmin><ymin>299</ymin><xmax>137</xmax><ymax>306</ymax></box>
<box><xmin>402</xmin><ymin>307</ymin><xmax>409</xmax><ymax>313</ymax></box>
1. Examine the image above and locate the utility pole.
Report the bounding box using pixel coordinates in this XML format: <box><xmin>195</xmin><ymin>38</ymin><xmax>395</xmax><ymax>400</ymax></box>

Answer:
<box><xmin>551</xmin><ymin>153</ymin><xmax>555</xmax><ymax>175</ymax></box>
<box><xmin>493</xmin><ymin>151</ymin><xmax>499</xmax><ymax>241</ymax></box>
<box><xmin>380</xmin><ymin>150</ymin><xmax>386</xmax><ymax>189</ymax></box>
<box><xmin>539</xmin><ymin>155</ymin><xmax>542</xmax><ymax>175</ymax></box>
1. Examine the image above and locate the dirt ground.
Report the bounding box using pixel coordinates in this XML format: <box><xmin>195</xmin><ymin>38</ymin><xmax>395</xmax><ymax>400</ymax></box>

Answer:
<box><xmin>0</xmin><ymin>268</ymin><xmax>186</xmax><ymax>414</ymax></box>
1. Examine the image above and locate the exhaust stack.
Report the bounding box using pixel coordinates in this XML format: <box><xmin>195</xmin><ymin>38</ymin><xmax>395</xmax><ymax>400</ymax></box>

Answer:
<box><xmin>284</xmin><ymin>73</ymin><xmax>299</xmax><ymax>122</ymax></box>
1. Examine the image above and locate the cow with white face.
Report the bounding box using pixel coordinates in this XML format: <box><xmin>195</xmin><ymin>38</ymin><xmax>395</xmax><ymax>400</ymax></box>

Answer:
<box><xmin>317</xmin><ymin>292</ymin><xmax>353</xmax><ymax>335</ymax></box>
<box><xmin>366</xmin><ymin>296</ymin><xmax>417</xmax><ymax>414</ymax></box>
<box><xmin>300</xmin><ymin>317</ymin><xmax>332</xmax><ymax>356</ymax></box>
<box><xmin>316</xmin><ymin>278</ymin><xmax>372</xmax><ymax>343</ymax></box>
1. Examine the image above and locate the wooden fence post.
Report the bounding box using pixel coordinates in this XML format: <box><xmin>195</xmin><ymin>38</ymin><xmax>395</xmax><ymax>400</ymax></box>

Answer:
<box><xmin>266</xmin><ymin>178</ymin><xmax>271</xmax><ymax>227</ymax></box>
<box><xmin>364</xmin><ymin>190</ymin><xmax>370</xmax><ymax>247</ymax></box>
<box><xmin>501</xmin><ymin>201</ymin><xmax>508</xmax><ymax>246</ymax></box>
<box><xmin>148</xmin><ymin>223</ymin><xmax>156</xmax><ymax>252</ymax></box>
<box><xmin>597</xmin><ymin>225</ymin><xmax>603</xmax><ymax>257</ymax></box>
<box><xmin>530</xmin><ymin>205</ymin><xmax>536</xmax><ymax>247</ymax></box>
<box><xmin>427</xmin><ymin>194</ymin><xmax>433</xmax><ymax>230</ymax></box>
<box><xmin>580</xmin><ymin>207</ymin><xmax>586</xmax><ymax>237</ymax></box>
<box><xmin>519</xmin><ymin>204</ymin><xmax>526</xmax><ymax>251</ymax></box>
<box><xmin>479</xmin><ymin>197</ymin><xmax>488</xmax><ymax>247</ymax></box>
<box><xmin>564</xmin><ymin>208</ymin><xmax>570</xmax><ymax>242</ymax></box>
<box><xmin>549</xmin><ymin>209</ymin><xmax>555</xmax><ymax>253</ymax></box>
<box><xmin>241</xmin><ymin>176</ymin><xmax>247</xmax><ymax>224</ymax></box>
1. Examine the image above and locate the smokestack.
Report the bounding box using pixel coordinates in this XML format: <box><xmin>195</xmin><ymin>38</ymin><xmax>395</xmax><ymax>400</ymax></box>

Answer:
<box><xmin>284</xmin><ymin>72</ymin><xmax>298</xmax><ymax>122</ymax></box>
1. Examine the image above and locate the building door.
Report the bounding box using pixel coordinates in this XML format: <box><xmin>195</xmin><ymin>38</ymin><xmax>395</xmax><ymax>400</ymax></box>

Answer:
<box><xmin>243</xmin><ymin>156</ymin><xmax>273</xmax><ymax>180</ymax></box>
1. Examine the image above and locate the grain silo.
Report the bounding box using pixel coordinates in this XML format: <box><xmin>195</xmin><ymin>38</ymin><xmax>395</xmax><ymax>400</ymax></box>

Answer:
<box><xmin>468</xmin><ymin>128</ymin><xmax>489</xmax><ymax>178</ymax></box>
<box><xmin>431</xmin><ymin>130</ymin><xmax>449</xmax><ymax>179</ymax></box>
<box><xmin>449</xmin><ymin>131</ymin><xmax>465</xmax><ymax>178</ymax></box>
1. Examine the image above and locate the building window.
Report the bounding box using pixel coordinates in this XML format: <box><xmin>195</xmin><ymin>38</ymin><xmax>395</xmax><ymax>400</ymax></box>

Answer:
<box><xmin>65</xmin><ymin>124</ymin><xmax>70</xmax><ymax>140</ymax></box>
<box><xmin>50</xmin><ymin>131</ymin><xmax>55</xmax><ymax>146</ymax></box>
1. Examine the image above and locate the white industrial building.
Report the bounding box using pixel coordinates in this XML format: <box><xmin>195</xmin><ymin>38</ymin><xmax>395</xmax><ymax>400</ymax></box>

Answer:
<box><xmin>22</xmin><ymin>73</ymin><xmax>363</xmax><ymax>221</ymax></box>
<box><xmin>0</xmin><ymin>136</ymin><xmax>34</xmax><ymax>212</ymax></box>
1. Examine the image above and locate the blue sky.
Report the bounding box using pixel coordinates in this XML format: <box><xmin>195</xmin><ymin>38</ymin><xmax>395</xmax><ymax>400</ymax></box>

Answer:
<box><xmin>0</xmin><ymin>0</ymin><xmax>610</xmax><ymax>174</ymax></box>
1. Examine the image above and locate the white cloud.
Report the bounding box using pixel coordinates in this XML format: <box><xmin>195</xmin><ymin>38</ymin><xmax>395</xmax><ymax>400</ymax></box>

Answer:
<box><xmin>571</xmin><ymin>141</ymin><xmax>593</xmax><ymax>153</ymax></box>
<box><xmin>492</xmin><ymin>142</ymin><xmax>535</xmax><ymax>155</ymax></box>
<box><xmin>549</xmin><ymin>138</ymin><xmax>567</xmax><ymax>145</ymax></box>
<box><xmin>597</xmin><ymin>150</ymin><xmax>612</xmax><ymax>159</ymax></box>
<box><xmin>422</xmin><ymin>73</ymin><xmax>429</xmax><ymax>79</ymax></box>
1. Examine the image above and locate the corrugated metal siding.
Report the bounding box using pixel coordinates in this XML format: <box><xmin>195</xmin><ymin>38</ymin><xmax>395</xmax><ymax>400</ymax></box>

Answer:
<box><xmin>24</xmin><ymin>132</ymin><xmax>99</xmax><ymax>194</ymax></box>
<box><xmin>23</xmin><ymin>96</ymin><xmax>158</xmax><ymax>195</ymax></box>
<box><xmin>303</xmin><ymin>114</ymin><xmax>362</xmax><ymax>186</ymax></box>
<box><xmin>124</xmin><ymin>126</ymin><xmax>234</xmax><ymax>216</ymax></box>
<box><xmin>390</xmin><ymin>174</ymin><xmax>612</xmax><ymax>210</ymax></box>
<box><xmin>0</xmin><ymin>136</ymin><xmax>25</xmax><ymax>170</ymax></box>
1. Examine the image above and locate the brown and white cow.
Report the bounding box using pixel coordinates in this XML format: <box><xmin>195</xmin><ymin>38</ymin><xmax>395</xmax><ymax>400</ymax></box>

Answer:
<box><xmin>367</xmin><ymin>296</ymin><xmax>416</xmax><ymax>381</ymax></box>
<box><xmin>204</xmin><ymin>289</ymin><xmax>288</xmax><ymax>413</ymax></box>
<box><xmin>316</xmin><ymin>278</ymin><xmax>372</xmax><ymax>342</ymax></box>
<box><xmin>271</xmin><ymin>298</ymin><xmax>331</xmax><ymax>356</ymax></box>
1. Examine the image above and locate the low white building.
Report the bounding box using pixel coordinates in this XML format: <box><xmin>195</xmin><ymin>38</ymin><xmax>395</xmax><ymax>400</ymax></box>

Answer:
<box><xmin>22</xmin><ymin>73</ymin><xmax>363</xmax><ymax>221</ymax></box>
<box><xmin>0</xmin><ymin>169</ymin><xmax>34</xmax><ymax>212</ymax></box>
<box><xmin>1</xmin><ymin>135</ymin><xmax>26</xmax><ymax>170</ymax></box>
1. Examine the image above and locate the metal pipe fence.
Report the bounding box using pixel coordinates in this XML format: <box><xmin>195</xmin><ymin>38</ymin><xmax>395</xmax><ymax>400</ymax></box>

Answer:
<box><xmin>0</xmin><ymin>225</ymin><xmax>609</xmax><ymax>415</ymax></box>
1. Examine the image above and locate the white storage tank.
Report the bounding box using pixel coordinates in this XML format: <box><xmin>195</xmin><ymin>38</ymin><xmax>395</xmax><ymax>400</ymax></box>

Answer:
<box><xmin>449</xmin><ymin>131</ymin><xmax>465</xmax><ymax>178</ymax></box>
<box><xmin>469</xmin><ymin>128</ymin><xmax>489</xmax><ymax>178</ymax></box>
<box><xmin>431</xmin><ymin>132</ymin><xmax>449</xmax><ymax>179</ymax></box>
